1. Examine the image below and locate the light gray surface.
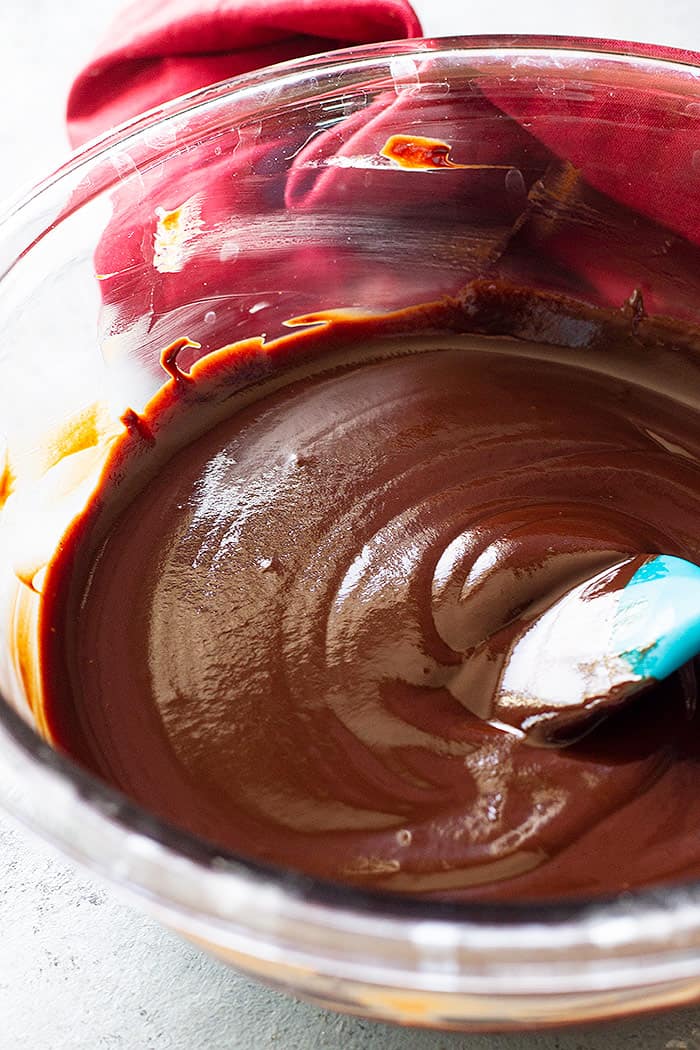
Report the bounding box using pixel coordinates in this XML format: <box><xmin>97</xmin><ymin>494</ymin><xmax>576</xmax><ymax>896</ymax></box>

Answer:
<box><xmin>3</xmin><ymin>2</ymin><xmax>700</xmax><ymax>1048</ymax></box>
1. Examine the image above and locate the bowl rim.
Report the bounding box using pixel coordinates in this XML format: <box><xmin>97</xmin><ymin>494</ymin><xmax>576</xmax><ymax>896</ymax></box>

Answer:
<box><xmin>4</xmin><ymin>32</ymin><xmax>700</xmax><ymax>227</ymax></box>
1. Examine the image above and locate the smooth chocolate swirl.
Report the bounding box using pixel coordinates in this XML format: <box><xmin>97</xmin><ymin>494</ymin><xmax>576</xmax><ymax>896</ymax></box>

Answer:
<box><xmin>39</xmin><ymin>284</ymin><xmax>700</xmax><ymax>899</ymax></box>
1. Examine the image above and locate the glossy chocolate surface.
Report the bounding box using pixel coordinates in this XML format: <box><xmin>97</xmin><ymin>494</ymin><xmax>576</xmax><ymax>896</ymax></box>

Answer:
<box><xmin>39</xmin><ymin>282</ymin><xmax>700</xmax><ymax>899</ymax></box>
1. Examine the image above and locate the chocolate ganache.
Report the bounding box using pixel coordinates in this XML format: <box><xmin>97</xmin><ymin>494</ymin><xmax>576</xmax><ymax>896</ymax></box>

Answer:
<box><xmin>39</xmin><ymin>281</ymin><xmax>700</xmax><ymax>900</ymax></box>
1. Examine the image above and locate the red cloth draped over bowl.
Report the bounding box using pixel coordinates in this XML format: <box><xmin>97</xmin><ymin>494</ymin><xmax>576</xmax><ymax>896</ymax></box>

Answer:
<box><xmin>66</xmin><ymin>2</ymin><xmax>700</xmax><ymax>361</ymax></box>
<box><xmin>67</xmin><ymin>0</ymin><xmax>423</xmax><ymax>148</ymax></box>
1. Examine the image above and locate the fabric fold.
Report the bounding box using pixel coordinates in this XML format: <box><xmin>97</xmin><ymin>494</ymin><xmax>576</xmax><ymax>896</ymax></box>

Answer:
<box><xmin>67</xmin><ymin>0</ymin><xmax>423</xmax><ymax>148</ymax></box>
<box><xmin>66</xmin><ymin>8</ymin><xmax>700</xmax><ymax>369</ymax></box>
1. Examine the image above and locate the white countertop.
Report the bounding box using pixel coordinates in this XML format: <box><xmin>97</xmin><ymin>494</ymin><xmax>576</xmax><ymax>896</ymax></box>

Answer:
<box><xmin>2</xmin><ymin>1</ymin><xmax>700</xmax><ymax>1047</ymax></box>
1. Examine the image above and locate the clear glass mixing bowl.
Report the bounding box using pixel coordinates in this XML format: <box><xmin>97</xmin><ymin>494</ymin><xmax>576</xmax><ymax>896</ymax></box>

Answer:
<box><xmin>1</xmin><ymin>36</ymin><xmax>700</xmax><ymax>1031</ymax></box>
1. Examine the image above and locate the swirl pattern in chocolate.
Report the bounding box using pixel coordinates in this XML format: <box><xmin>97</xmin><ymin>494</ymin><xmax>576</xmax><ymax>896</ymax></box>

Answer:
<box><xmin>39</xmin><ymin>283</ymin><xmax>700</xmax><ymax>900</ymax></box>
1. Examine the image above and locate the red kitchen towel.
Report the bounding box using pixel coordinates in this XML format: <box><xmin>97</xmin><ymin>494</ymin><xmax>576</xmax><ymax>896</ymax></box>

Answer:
<box><xmin>284</xmin><ymin>35</ymin><xmax>700</xmax><ymax>315</ymax></box>
<box><xmin>67</xmin><ymin>0</ymin><xmax>424</xmax><ymax>362</ymax></box>
<box><xmin>67</xmin><ymin>0</ymin><xmax>422</xmax><ymax>148</ymax></box>
<box><xmin>67</xmin><ymin>3</ymin><xmax>700</xmax><ymax>358</ymax></box>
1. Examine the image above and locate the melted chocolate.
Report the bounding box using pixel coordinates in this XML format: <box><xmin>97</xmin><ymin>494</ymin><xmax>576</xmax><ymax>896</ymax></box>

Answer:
<box><xmin>38</xmin><ymin>281</ymin><xmax>700</xmax><ymax>900</ymax></box>
<box><xmin>380</xmin><ymin>134</ymin><xmax>509</xmax><ymax>172</ymax></box>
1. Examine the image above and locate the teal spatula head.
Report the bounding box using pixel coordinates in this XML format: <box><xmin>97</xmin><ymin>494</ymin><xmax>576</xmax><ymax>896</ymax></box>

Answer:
<box><xmin>490</xmin><ymin>554</ymin><xmax>700</xmax><ymax>746</ymax></box>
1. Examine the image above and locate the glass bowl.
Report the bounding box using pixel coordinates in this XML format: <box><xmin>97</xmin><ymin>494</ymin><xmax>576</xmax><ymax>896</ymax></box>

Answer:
<box><xmin>1</xmin><ymin>35</ymin><xmax>700</xmax><ymax>1031</ymax></box>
